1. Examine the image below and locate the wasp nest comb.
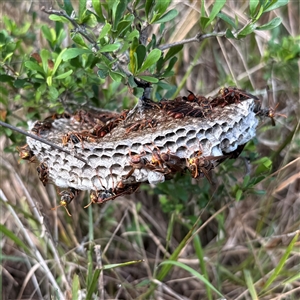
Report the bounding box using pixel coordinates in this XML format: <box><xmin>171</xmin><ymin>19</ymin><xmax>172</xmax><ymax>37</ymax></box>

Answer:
<box><xmin>22</xmin><ymin>88</ymin><xmax>264</xmax><ymax>209</ymax></box>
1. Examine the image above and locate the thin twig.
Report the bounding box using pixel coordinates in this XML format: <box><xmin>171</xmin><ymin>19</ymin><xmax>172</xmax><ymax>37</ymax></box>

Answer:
<box><xmin>94</xmin><ymin>245</ymin><xmax>104</xmax><ymax>300</ymax></box>
<box><xmin>0</xmin><ymin>120</ymin><xmax>88</xmax><ymax>164</ymax></box>
<box><xmin>159</xmin><ymin>32</ymin><xmax>226</xmax><ymax>51</ymax></box>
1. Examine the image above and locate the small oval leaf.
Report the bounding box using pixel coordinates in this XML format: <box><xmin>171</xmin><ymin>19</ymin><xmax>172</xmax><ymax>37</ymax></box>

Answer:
<box><xmin>99</xmin><ymin>43</ymin><xmax>120</xmax><ymax>52</ymax></box>
<box><xmin>24</xmin><ymin>61</ymin><xmax>44</xmax><ymax>73</ymax></box>
<box><xmin>61</xmin><ymin>48</ymin><xmax>92</xmax><ymax>61</ymax></box>
<box><xmin>138</xmin><ymin>49</ymin><xmax>162</xmax><ymax>73</ymax></box>
<box><xmin>54</xmin><ymin>70</ymin><xmax>73</xmax><ymax>79</ymax></box>
<box><xmin>256</xmin><ymin>17</ymin><xmax>282</xmax><ymax>31</ymax></box>
<box><xmin>138</xmin><ymin>75</ymin><xmax>159</xmax><ymax>83</ymax></box>
<box><xmin>153</xmin><ymin>9</ymin><xmax>178</xmax><ymax>24</ymax></box>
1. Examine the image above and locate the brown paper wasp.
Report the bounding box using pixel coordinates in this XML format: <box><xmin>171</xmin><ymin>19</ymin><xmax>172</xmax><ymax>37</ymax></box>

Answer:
<box><xmin>125</xmin><ymin>118</ymin><xmax>158</xmax><ymax>134</ymax></box>
<box><xmin>37</xmin><ymin>162</ymin><xmax>49</xmax><ymax>186</ymax></box>
<box><xmin>218</xmin><ymin>87</ymin><xmax>259</xmax><ymax>106</ymax></box>
<box><xmin>256</xmin><ymin>103</ymin><xmax>287</xmax><ymax>126</ymax></box>
<box><xmin>51</xmin><ymin>188</ymin><xmax>80</xmax><ymax>216</ymax></box>
<box><xmin>17</xmin><ymin>144</ymin><xmax>36</xmax><ymax>163</ymax></box>
<box><xmin>85</xmin><ymin>182</ymin><xmax>141</xmax><ymax>207</ymax></box>
<box><xmin>186</xmin><ymin>147</ymin><xmax>227</xmax><ymax>183</ymax></box>
<box><xmin>125</xmin><ymin>149</ymin><xmax>150</xmax><ymax>179</ymax></box>
<box><xmin>147</xmin><ymin>146</ymin><xmax>184</xmax><ymax>174</ymax></box>
<box><xmin>31</xmin><ymin>121</ymin><xmax>52</xmax><ymax>136</ymax></box>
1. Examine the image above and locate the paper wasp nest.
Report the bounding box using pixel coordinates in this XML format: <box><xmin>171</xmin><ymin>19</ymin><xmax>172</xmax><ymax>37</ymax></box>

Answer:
<box><xmin>26</xmin><ymin>89</ymin><xmax>261</xmax><ymax>194</ymax></box>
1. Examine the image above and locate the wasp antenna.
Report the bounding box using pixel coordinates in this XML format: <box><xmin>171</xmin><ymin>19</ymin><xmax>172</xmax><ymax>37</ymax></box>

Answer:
<box><xmin>84</xmin><ymin>201</ymin><xmax>92</xmax><ymax>209</ymax></box>
<box><xmin>51</xmin><ymin>204</ymin><xmax>62</xmax><ymax>211</ymax></box>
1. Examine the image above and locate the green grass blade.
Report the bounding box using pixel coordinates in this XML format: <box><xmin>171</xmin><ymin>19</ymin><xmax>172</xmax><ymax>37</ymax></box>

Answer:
<box><xmin>102</xmin><ymin>259</ymin><xmax>144</xmax><ymax>270</ymax></box>
<box><xmin>0</xmin><ymin>224</ymin><xmax>30</xmax><ymax>254</ymax></box>
<box><xmin>72</xmin><ymin>274</ymin><xmax>80</xmax><ymax>300</ymax></box>
<box><xmin>244</xmin><ymin>269</ymin><xmax>258</xmax><ymax>299</ymax></box>
<box><xmin>86</xmin><ymin>269</ymin><xmax>101</xmax><ymax>300</ymax></box>
<box><xmin>262</xmin><ymin>232</ymin><xmax>299</xmax><ymax>291</ymax></box>
<box><xmin>159</xmin><ymin>260</ymin><xmax>224</xmax><ymax>297</ymax></box>
<box><xmin>193</xmin><ymin>235</ymin><xmax>212</xmax><ymax>300</ymax></box>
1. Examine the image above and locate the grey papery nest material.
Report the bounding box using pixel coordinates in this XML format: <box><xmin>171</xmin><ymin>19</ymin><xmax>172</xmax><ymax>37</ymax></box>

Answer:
<box><xmin>26</xmin><ymin>95</ymin><xmax>260</xmax><ymax>195</ymax></box>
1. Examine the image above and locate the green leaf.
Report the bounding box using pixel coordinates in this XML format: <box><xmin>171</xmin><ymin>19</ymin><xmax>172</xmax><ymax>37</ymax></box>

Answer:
<box><xmin>115</xmin><ymin>18</ymin><xmax>134</xmax><ymax>37</ymax></box>
<box><xmin>129</xmin><ymin>37</ymin><xmax>139</xmax><ymax>74</ymax></box>
<box><xmin>136</xmin><ymin>45</ymin><xmax>147</xmax><ymax>70</ymax></box>
<box><xmin>97</xmin><ymin>69</ymin><xmax>109</xmax><ymax>79</ymax></box>
<box><xmin>200</xmin><ymin>16</ymin><xmax>210</xmax><ymax>29</ymax></box>
<box><xmin>52</xmin><ymin>48</ymin><xmax>67</xmax><ymax>76</ymax></box>
<box><xmin>127</xmin><ymin>75</ymin><xmax>137</xmax><ymax>87</ymax></box>
<box><xmin>154</xmin><ymin>0</ymin><xmax>171</xmax><ymax>16</ymax></box>
<box><xmin>256</xmin><ymin>17</ymin><xmax>282</xmax><ymax>31</ymax></box>
<box><xmin>85</xmin><ymin>13</ymin><xmax>98</xmax><ymax>27</ymax></box>
<box><xmin>225</xmin><ymin>28</ymin><xmax>235</xmax><ymax>39</ymax></box>
<box><xmin>242</xmin><ymin>175</ymin><xmax>251</xmax><ymax>188</ymax></box>
<box><xmin>40</xmin><ymin>49</ymin><xmax>50</xmax><ymax>74</ymax></box>
<box><xmin>13</xmin><ymin>79</ymin><xmax>29</xmax><ymax>89</ymax></box>
<box><xmin>156</xmin><ymin>56</ymin><xmax>164</xmax><ymax>72</ymax></box>
<box><xmin>99</xmin><ymin>43</ymin><xmax>120</xmax><ymax>52</ymax></box>
<box><xmin>46</xmin><ymin>75</ymin><xmax>52</xmax><ymax>87</ymax></box>
<box><xmin>204</xmin><ymin>0</ymin><xmax>226</xmax><ymax>29</ymax></box>
<box><xmin>61</xmin><ymin>48</ymin><xmax>92</xmax><ymax>61</ymax></box>
<box><xmin>264</xmin><ymin>0</ymin><xmax>289</xmax><ymax>12</ymax></box>
<box><xmin>24</xmin><ymin>61</ymin><xmax>44</xmax><ymax>73</ymax></box>
<box><xmin>249</xmin><ymin>0</ymin><xmax>259</xmax><ymax>18</ymax></box>
<box><xmin>109</xmin><ymin>71</ymin><xmax>124</xmax><ymax>82</ymax></box>
<box><xmin>48</xmin><ymin>86</ymin><xmax>59</xmax><ymax>100</ymax></box>
<box><xmin>253</xmin><ymin>157</ymin><xmax>272</xmax><ymax>175</ymax></box>
<box><xmin>201</xmin><ymin>0</ymin><xmax>205</xmax><ymax>17</ymax></box>
<box><xmin>79</xmin><ymin>0</ymin><xmax>87</xmax><ymax>20</ymax></box>
<box><xmin>133</xmin><ymin>87</ymin><xmax>144</xmax><ymax>98</ymax></box>
<box><xmin>99</xmin><ymin>23</ymin><xmax>111</xmax><ymax>39</ymax></box>
<box><xmin>0</xmin><ymin>74</ymin><xmax>14</xmax><ymax>82</ymax></box>
<box><xmin>145</xmin><ymin>0</ymin><xmax>155</xmax><ymax>19</ymax></box>
<box><xmin>159</xmin><ymin>261</ymin><xmax>224</xmax><ymax>298</ymax></box>
<box><xmin>113</xmin><ymin>1</ymin><xmax>127</xmax><ymax>30</ymax></box>
<box><xmin>235</xmin><ymin>189</ymin><xmax>243</xmax><ymax>201</ymax></box>
<box><xmin>138</xmin><ymin>49</ymin><xmax>162</xmax><ymax>73</ymax></box>
<box><xmin>49</xmin><ymin>15</ymin><xmax>69</xmax><ymax>23</ymax></box>
<box><xmin>138</xmin><ymin>75</ymin><xmax>158</xmax><ymax>83</ymax></box>
<box><xmin>164</xmin><ymin>45</ymin><xmax>183</xmax><ymax>62</ymax></box>
<box><xmin>217</xmin><ymin>12</ymin><xmax>237</xmax><ymax>29</ymax></box>
<box><xmin>163</xmin><ymin>56</ymin><xmax>177</xmax><ymax>73</ymax></box>
<box><xmin>71</xmin><ymin>32</ymin><xmax>88</xmax><ymax>47</ymax></box>
<box><xmin>37</xmin><ymin>83</ymin><xmax>47</xmax><ymax>96</ymax></box>
<box><xmin>54</xmin><ymin>70</ymin><xmax>73</xmax><ymax>79</ymax></box>
<box><xmin>153</xmin><ymin>9</ymin><xmax>178</xmax><ymax>24</ymax></box>
<box><xmin>126</xmin><ymin>29</ymin><xmax>139</xmax><ymax>41</ymax></box>
<box><xmin>237</xmin><ymin>23</ymin><xmax>257</xmax><ymax>38</ymax></box>
<box><xmin>41</xmin><ymin>25</ymin><xmax>54</xmax><ymax>43</ymax></box>
<box><xmin>62</xmin><ymin>0</ymin><xmax>74</xmax><ymax>16</ymax></box>
<box><xmin>162</xmin><ymin>56</ymin><xmax>177</xmax><ymax>77</ymax></box>
<box><xmin>92</xmin><ymin>0</ymin><xmax>104</xmax><ymax>20</ymax></box>
<box><xmin>0</xmin><ymin>224</ymin><xmax>30</xmax><ymax>254</ymax></box>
